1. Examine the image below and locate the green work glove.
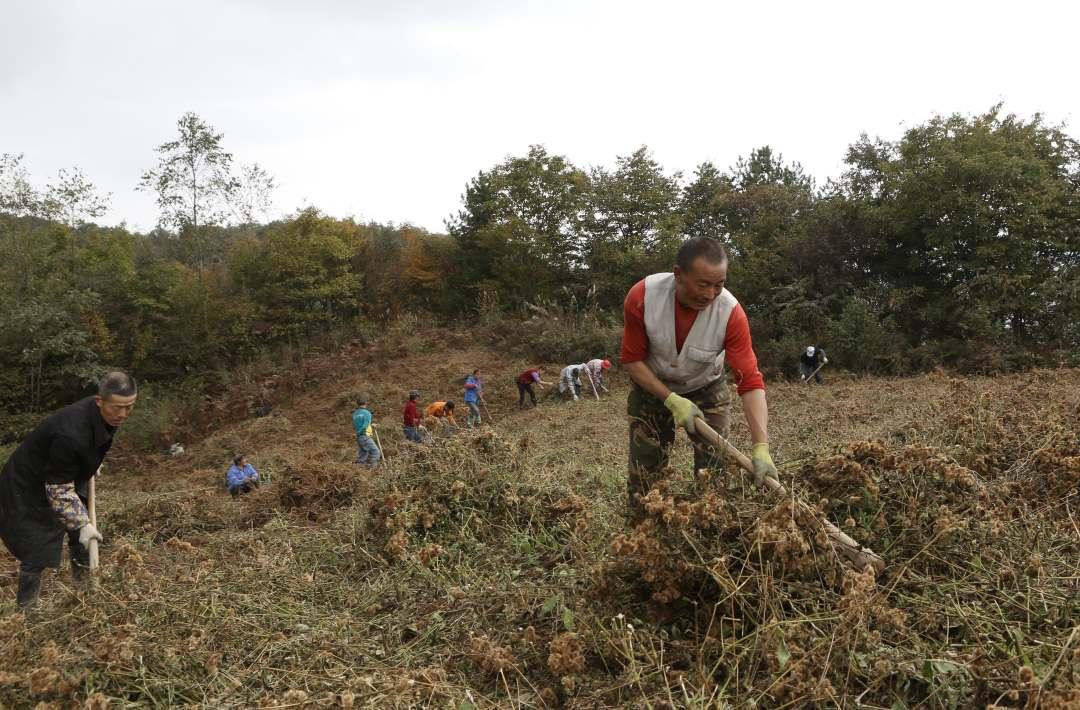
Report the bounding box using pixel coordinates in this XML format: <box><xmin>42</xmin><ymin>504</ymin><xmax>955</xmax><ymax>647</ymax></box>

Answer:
<box><xmin>663</xmin><ymin>392</ymin><xmax>703</xmax><ymax>435</ymax></box>
<box><xmin>751</xmin><ymin>443</ymin><xmax>778</xmax><ymax>486</ymax></box>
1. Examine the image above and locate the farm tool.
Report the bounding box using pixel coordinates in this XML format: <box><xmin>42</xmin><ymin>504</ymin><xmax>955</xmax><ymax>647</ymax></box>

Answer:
<box><xmin>88</xmin><ymin>471</ymin><xmax>100</xmax><ymax>571</ymax></box>
<box><xmin>693</xmin><ymin>417</ymin><xmax>885</xmax><ymax>575</ymax></box>
<box><xmin>582</xmin><ymin>368</ymin><xmax>601</xmax><ymax>401</ymax></box>
<box><xmin>802</xmin><ymin>361</ymin><xmax>827</xmax><ymax>384</ymax></box>
<box><xmin>480</xmin><ymin>398</ymin><xmax>496</xmax><ymax>425</ymax></box>
<box><xmin>372</xmin><ymin>424</ymin><xmax>386</xmax><ymax>465</ymax></box>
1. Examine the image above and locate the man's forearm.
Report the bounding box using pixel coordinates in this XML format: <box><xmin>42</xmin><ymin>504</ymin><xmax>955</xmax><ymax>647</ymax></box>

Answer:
<box><xmin>622</xmin><ymin>361</ymin><xmax>672</xmax><ymax>401</ymax></box>
<box><xmin>44</xmin><ymin>483</ymin><xmax>90</xmax><ymax>531</ymax></box>
<box><xmin>740</xmin><ymin>388</ymin><xmax>769</xmax><ymax>444</ymax></box>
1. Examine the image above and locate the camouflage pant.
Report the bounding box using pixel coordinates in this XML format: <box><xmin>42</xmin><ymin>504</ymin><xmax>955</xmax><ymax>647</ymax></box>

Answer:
<box><xmin>627</xmin><ymin>379</ymin><xmax>731</xmax><ymax>515</ymax></box>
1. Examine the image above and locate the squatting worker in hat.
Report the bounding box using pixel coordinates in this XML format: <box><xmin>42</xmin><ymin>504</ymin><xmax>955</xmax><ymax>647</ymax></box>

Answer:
<box><xmin>0</xmin><ymin>371</ymin><xmax>137</xmax><ymax>607</ymax></box>
<box><xmin>620</xmin><ymin>237</ymin><xmax>777</xmax><ymax>517</ymax></box>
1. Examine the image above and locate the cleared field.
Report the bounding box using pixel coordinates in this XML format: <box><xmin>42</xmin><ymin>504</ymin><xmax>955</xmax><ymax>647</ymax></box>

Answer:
<box><xmin>2</xmin><ymin>332</ymin><xmax>1078</xmax><ymax>708</ymax></box>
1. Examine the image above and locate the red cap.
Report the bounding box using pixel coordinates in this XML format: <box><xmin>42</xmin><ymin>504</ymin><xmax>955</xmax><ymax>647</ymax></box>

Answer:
<box><xmin>601</xmin><ymin>359</ymin><xmax>611</xmax><ymax>369</ymax></box>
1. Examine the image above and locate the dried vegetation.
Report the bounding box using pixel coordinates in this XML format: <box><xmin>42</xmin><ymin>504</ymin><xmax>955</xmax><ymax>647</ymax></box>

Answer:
<box><xmin>1</xmin><ymin>338</ymin><xmax>1078</xmax><ymax>707</ymax></box>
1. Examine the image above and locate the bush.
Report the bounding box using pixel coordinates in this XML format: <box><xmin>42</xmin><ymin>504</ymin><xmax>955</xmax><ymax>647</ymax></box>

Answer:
<box><xmin>118</xmin><ymin>383</ymin><xmax>177</xmax><ymax>452</ymax></box>
<box><xmin>825</xmin><ymin>297</ymin><xmax>908</xmax><ymax>374</ymax></box>
<box><xmin>494</xmin><ymin>312</ymin><xmax>622</xmax><ymax>365</ymax></box>
<box><xmin>0</xmin><ymin>411</ymin><xmax>43</xmax><ymax>446</ymax></box>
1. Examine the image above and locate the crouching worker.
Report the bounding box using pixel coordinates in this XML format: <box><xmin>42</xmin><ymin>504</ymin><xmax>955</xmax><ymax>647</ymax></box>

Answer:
<box><xmin>425</xmin><ymin>400</ymin><xmax>458</xmax><ymax>434</ymax></box>
<box><xmin>226</xmin><ymin>454</ymin><xmax>260</xmax><ymax>497</ymax></box>
<box><xmin>352</xmin><ymin>398</ymin><xmax>381</xmax><ymax>467</ymax></box>
<box><xmin>516</xmin><ymin>367</ymin><xmax>552</xmax><ymax>409</ymax></box>
<box><xmin>0</xmin><ymin>371</ymin><xmax>137</xmax><ymax>608</ymax></box>
<box><xmin>559</xmin><ymin>365</ymin><xmax>584</xmax><ymax>401</ymax></box>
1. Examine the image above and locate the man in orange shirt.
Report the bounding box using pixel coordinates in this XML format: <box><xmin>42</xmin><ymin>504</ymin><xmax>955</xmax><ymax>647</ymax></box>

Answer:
<box><xmin>620</xmin><ymin>237</ymin><xmax>778</xmax><ymax>517</ymax></box>
<box><xmin>424</xmin><ymin>400</ymin><xmax>458</xmax><ymax>427</ymax></box>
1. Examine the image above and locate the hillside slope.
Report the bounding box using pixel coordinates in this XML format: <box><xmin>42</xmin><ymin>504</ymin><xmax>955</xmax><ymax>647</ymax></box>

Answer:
<box><xmin>1</xmin><ymin>332</ymin><xmax>1078</xmax><ymax>708</ymax></box>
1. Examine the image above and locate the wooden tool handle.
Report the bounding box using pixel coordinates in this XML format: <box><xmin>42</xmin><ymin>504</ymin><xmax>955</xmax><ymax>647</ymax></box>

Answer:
<box><xmin>693</xmin><ymin>418</ymin><xmax>885</xmax><ymax>575</ymax></box>
<box><xmin>88</xmin><ymin>472</ymin><xmax>99</xmax><ymax>570</ymax></box>
<box><xmin>804</xmin><ymin>361</ymin><xmax>826</xmax><ymax>383</ymax></box>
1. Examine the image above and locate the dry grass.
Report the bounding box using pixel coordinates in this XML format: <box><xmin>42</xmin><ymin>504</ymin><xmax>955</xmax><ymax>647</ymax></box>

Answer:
<box><xmin>2</xmin><ymin>330</ymin><xmax>1078</xmax><ymax>708</ymax></box>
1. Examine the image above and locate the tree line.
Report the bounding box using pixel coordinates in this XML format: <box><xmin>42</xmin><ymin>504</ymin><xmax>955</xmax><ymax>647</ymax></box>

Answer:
<box><xmin>1</xmin><ymin>106</ymin><xmax>1078</xmax><ymax>433</ymax></box>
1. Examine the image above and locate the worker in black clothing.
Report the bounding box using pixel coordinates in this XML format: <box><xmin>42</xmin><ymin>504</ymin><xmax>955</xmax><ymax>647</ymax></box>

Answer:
<box><xmin>799</xmin><ymin>346</ymin><xmax>828</xmax><ymax>384</ymax></box>
<box><xmin>0</xmin><ymin>371</ymin><xmax>137</xmax><ymax>608</ymax></box>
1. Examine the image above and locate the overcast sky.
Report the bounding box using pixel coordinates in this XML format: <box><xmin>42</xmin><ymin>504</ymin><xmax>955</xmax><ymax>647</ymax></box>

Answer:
<box><xmin>2</xmin><ymin>0</ymin><xmax>1077</xmax><ymax>233</ymax></box>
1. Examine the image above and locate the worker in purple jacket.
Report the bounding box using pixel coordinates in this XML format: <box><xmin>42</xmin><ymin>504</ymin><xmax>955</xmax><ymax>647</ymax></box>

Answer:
<box><xmin>226</xmin><ymin>454</ymin><xmax>260</xmax><ymax>498</ymax></box>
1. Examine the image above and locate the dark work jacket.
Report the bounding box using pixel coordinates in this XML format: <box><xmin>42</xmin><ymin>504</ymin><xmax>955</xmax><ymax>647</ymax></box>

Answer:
<box><xmin>800</xmin><ymin>349</ymin><xmax>826</xmax><ymax>368</ymax></box>
<box><xmin>0</xmin><ymin>397</ymin><xmax>114</xmax><ymax>567</ymax></box>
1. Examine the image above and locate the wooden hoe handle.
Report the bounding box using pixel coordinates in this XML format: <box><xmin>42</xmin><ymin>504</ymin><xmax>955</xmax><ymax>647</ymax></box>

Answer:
<box><xmin>804</xmin><ymin>361</ymin><xmax>826</xmax><ymax>384</ymax></box>
<box><xmin>88</xmin><ymin>472</ymin><xmax>99</xmax><ymax>571</ymax></box>
<box><xmin>693</xmin><ymin>418</ymin><xmax>885</xmax><ymax>575</ymax></box>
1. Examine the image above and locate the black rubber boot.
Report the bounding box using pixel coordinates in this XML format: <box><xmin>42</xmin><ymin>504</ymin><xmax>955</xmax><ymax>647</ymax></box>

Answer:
<box><xmin>17</xmin><ymin>566</ymin><xmax>43</xmax><ymax>609</ymax></box>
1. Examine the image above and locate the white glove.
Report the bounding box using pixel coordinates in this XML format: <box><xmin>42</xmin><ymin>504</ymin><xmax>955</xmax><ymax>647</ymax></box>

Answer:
<box><xmin>78</xmin><ymin>523</ymin><xmax>103</xmax><ymax>549</ymax></box>
<box><xmin>573</xmin><ymin>394</ymin><xmax>579</xmax><ymax>401</ymax></box>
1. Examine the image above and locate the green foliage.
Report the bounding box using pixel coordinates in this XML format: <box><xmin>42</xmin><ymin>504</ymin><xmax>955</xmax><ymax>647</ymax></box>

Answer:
<box><xmin>117</xmin><ymin>382</ymin><xmax>175</xmax><ymax>451</ymax></box>
<box><xmin>842</xmin><ymin>106</ymin><xmax>1080</xmax><ymax>362</ymax></box>
<box><xmin>138</xmin><ymin>112</ymin><xmax>247</xmax><ymax>275</ymax></box>
<box><xmin>236</xmin><ymin>208</ymin><xmax>360</xmax><ymax>341</ymax></box>
<box><xmin>139</xmin><ymin>112</ymin><xmax>238</xmax><ymax>234</ymax></box>
<box><xmin>681</xmin><ymin>161</ymin><xmax>734</xmax><ymax>243</ymax></box>
<box><xmin>493</xmin><ymin>290</ymin><xmax>622</xmax><ymax>365</ymax></box>
<box><xmin>42</xmin><ymin>167</ymin><xmax>111</xmax><ymax>229</ymax></box>
<box><xmin>449</xmin><ymin>145</ymin><xmax>588</xmax><ymax>306</ymax></box>
<box><xmin>0</xmin><ymin>153</ymin><xmax>41</xmax><ymax>217</ymax></box>
<box><xmin>584</xmin><ymin>147</ymin><xmax>684</xmax><ymax>307</ymax></box>
<box><xmin>3</xmin><ymin>106</ymin><xmax>1080</xmax><ymax>422</ymax></box>
<box><xmin>825</xmin><ymin>297</ymin><xmax>907</xmax><ymax>374</ymax></box>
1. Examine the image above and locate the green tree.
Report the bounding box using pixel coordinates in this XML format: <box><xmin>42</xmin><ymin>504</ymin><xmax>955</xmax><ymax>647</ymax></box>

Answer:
<box><xmin>230</xmin><ymin>162</ymin><xmax>276</xmax><ymax>226</ymax></box>
<box><xmin>711</xmin><ymin>147</ymin><xmax>815</xmax><ymax>313</ymax></box>
<box><xmin>681</xmin><ymin>161</ymin><xmax>735</xmax><ymax>244</ymax></box>
<box><xmin>842</xmin><ymin>106</ymin><xmax>1080</xmax><ymax>366</ymax></box>
<box><xmin>139</xmin><ymin>112</ymin><xmax>240</xmax><ymax>272</ymax></box>
<box><xmin>0</xmin><ymin>153</ymin><xmax>41</xmax><ymax>217</ymax></box>
<box><xmin>42</xmin><ymin>167</ymin><xmax>111</xmax><ymax>229</ymax></box>
<box><xmin>234</xmin><ymin>208</ymin><xmax>360</xmax><ymax>343</ymax></box>
<box><xmin>583</xmin><ymin>146</ymin><xmax>683</xmax><ymax>306</ymax></box>
<box><xmin>448</xmin><ymin>145</ymin><xmax>588</xmax><ymax>307</ymax></box>
<box><xmin>0</xmin><ymin>291</ymin><xmax>103</xmax><ymax>411</ymax></box>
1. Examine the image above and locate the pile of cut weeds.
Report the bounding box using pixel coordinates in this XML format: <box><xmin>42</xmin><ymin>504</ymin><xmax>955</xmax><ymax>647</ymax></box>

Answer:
<box><xmin>1</xmin><ymin>364</ymin><xmax>1078</xmax><ymax>708</ymax></box>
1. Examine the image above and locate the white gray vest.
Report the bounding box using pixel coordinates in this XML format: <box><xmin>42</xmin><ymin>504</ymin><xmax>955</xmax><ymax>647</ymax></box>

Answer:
<box><xmin>643</xmin><ymin>272</ymin><xmax>737</xmax><ymax>394</ymax></box>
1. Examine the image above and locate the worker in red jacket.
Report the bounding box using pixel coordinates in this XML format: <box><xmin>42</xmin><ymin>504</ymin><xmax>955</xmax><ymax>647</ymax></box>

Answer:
<box><xmin>515</xmin><ymin>367</ymin><xmax>552</xmax><ymax>409</ymax></box>
<box><xmin>620</xmin><ymin>237</ymin><xmax>778</xmax><ymax>518</ymax></box>
<box><xmin>403</xmin><ymin>390</ymin><xmax>423</xmax><ymax>443</ymax></box>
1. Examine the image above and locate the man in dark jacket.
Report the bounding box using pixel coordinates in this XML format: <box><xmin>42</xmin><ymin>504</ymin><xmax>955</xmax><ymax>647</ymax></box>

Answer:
<box><xmin>0</xmin><ymin>371</ymin><xmax>137</xmax><ymax>607</ymax></box>
<box><xmin>799</xmin><ymin>346</ymin><xmax>828</xmax><ymax>384</ymax></box>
